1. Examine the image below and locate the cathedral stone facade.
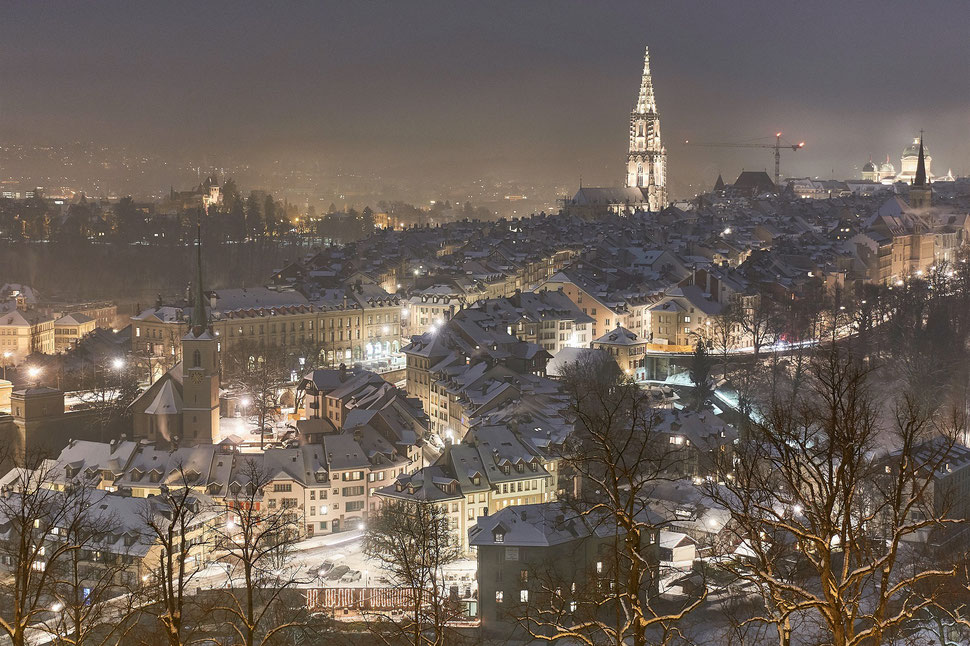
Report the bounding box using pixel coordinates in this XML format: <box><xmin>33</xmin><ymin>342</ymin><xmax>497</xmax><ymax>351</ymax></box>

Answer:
<box><xmin>625</xmin><ymin>46</ymin><xmax>667</xmax><ymax>211</ymax></box>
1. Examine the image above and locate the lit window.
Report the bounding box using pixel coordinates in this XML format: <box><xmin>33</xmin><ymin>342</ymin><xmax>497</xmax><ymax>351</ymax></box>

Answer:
<box><xmin>495</xmin><ymin>591</ymin><xmax>503</xmax><ymax>603</ymax></box>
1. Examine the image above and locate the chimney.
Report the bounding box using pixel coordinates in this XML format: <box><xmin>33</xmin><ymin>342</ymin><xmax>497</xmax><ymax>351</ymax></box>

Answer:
<box><xmin>520</xmin><ymin>510</ymin><xmax>527</xmax><ymax>521</ymax></box>
<box><xmin>339</xmin><ymin>363</ymin><xmax>347</xmax><ymax>382</ymax></box>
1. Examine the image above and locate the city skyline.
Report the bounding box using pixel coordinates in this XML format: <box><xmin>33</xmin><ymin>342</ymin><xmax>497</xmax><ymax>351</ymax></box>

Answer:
<box><xmin>2</xmin><ymin>0</ymin><xmax>968</xmax><ymax>201</ymax></box>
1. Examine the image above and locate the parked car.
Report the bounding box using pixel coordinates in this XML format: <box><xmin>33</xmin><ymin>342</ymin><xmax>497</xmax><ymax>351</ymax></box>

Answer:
<box><xmin>327</xmin><ymin>565</ymin><xmax>350</xmax><ymax>581</ymax></box>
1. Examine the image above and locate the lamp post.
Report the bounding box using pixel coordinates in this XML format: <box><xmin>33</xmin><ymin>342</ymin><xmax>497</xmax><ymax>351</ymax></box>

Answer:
<box><xmin>26</xmin><ymin>365</ymin><xmax>42</xmax><ymax>386</ymax></box>
<box><xmin>1</xmin><ymin>351</ymin><xmax>11</xmax><ymax>381</ymax></box>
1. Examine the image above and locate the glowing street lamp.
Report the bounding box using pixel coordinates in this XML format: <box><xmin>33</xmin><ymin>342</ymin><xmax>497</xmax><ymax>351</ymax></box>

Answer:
<box><xmin>111</xmin><ymin>357</ymin><xmax>125</xmax><ymax>371</ymax></box>
<box><xmin>27</xmin><ymin>366</ymin><xmax>42</xmax><ymax>384</ymax></box>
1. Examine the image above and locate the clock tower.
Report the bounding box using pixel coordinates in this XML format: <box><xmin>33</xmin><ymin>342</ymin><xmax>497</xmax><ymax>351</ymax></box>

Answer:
<box><xmin>180</xmin><ymin>225</ymin><xmax>220</xmax><ymax>445</ymax></box>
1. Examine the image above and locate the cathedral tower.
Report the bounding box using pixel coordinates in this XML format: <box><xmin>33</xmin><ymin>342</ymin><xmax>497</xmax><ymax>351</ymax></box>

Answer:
<box><xmin>180</xmin><ymin>224</ymin><xmax>220</xmax><ymax>445</ymax></box>
<box><xmin>625</xmin><ymin>45</ymin><xmax>667</xmax><ymax>211</ymax></box>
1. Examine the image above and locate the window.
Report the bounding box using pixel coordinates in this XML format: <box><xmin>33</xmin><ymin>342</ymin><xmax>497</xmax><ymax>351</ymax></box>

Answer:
<box><xmin>494</xmin><ymin>532</ymin><xmax>504</xmax><ymax>543</ymax></box>
<box><xmin>273</xmin><ymin>483</ymin><xmax>292</xmax><ymax>492</ymax></box>
<box><xmin>346</xmin><ymin>500</ymin><xmax>365</xmax><ymax>512</ymax></box>
<box><xmin>505</xmin><ymin>547</ymin><xmax>519</xmax><ymax>561</ymax></box>
<box><xmin>192</xmin><ymin>349</ymin><xmax>201</xmax><ymax>368</ymax></box>
<box><xmin>520</xmin><ymin>590</ymin><xmax>529</xmax><ymax>603</ymax></box>
<box><xmin>495</xmin><ymin>591</ymin><xmax>504</xmax><ymax>603</ymax></box>
<box><xmin>520</xmin><ymin>569</ymin><xmax>528</xmax><ymax>583</ymax></box>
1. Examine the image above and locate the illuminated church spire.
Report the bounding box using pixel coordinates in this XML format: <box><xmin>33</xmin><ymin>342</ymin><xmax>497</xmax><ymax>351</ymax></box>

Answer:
<box><xmin>625</xmin><ymin>45</ymin><xmax>667</xmax><ymax>211</ymax></box>
<box><xmin>190</xmin><ymin>222</ymin><xmax>208</xmax><ymax>335</ymax></box>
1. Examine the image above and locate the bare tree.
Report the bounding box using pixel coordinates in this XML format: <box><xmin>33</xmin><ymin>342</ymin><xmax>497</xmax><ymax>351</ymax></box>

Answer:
<box><xmin>224</xmin><ymin>341</ymin><xmax>289</xmax><ymax>448</ymax></box>
<box><xmin>76</xmin><ymin>356</ymin><xmax>142</xmax><ymax>441</ymax></box>
<box><xmin>136</xmin><ymin>466</ymin><xmax>214</xmax><ymax>646</ymax></box>
<box><xmin>363</xmin><ymin>498</ymin><xmax>462</xmax><ymax>646</ymax></box>
<box><xmin>517</xmin><ymin>356</ymin><xmax>705</xmax><ymax>646</ymax></box>
<box><xmin>40</xmin><ymin>491</ymin><xmax>140</xmax><ymax>646</ymax></box>
<box><xmin>735</xmin><ymin>294</ymin><xmax>778</xmax><ymax>361</ymax></box>
<box><xmin>0</xmin><ymin>453</ymin><xmax>127</xmax><ymax>646</ymax></box>
<box><xmin>705</xmin><ymin>347</ymin><xmax>966</xmax><ymax>646</ymax></box>
<box><xmin>208</xmin><ymin>457</ymin><xmax>306</xmax><ymax>646</ymax></box>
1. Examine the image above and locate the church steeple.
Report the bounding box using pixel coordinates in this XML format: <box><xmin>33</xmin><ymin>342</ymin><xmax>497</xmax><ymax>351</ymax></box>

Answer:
<box><xmin>914</xmin><ymin>134</ymin><xmax>927</xmax><ymax>187</ymax></box>
<box><xmin>625</xmin><ymin>45</ymin><xmax>667</xmax><ymax>211</ymax></box>
<box><xmin>180</xmin><ymin>219</ymin><xmax>220</xmax><ymax>445</ymax></box>
<box><xmin>909</xmin><ymin>132</ymin><xmax>932</xmax><ymax>209</ymax></box>
<box><xmin>635</xmin><ymin>46</ymin><xmax>656</xmax><ymax>114</ymax></box>
<box><xmin>190</xmin><ymin>221</ymin><xmax>208</xmax><ymax>335</ymax></box>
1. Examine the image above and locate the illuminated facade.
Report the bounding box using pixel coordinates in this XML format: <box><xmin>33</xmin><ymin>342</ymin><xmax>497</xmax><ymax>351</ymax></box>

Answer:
<box><xmin>625</xmin><ymin>46</ymin><xmax>667</xmax><ymax>211</ymax></box>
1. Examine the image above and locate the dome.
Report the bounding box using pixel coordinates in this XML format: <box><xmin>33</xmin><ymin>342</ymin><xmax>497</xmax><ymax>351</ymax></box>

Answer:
<box><xmin>880</xmin><ymin>162</ymin><xmax>895</xmax><ymax>174</ymax></box>
<box><xmin>902</xmin><ymin>137</ymin><xmax>927</xmax><ymax>159</ymax></box>
<box><xmin>862</xmin><ymin>160</ymin><xmax>875</xmax><ymax>172</ymax></box>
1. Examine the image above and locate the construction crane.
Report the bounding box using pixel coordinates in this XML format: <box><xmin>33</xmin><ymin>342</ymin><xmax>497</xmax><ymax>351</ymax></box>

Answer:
<box><xmin>684</xmin><ymin>133</ymin><xmax>805</xmax><ymax>185</ymax></box>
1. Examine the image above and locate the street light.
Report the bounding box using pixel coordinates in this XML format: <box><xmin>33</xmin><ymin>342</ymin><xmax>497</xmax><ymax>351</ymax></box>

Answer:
<box><xmin>111</xmin><ymin>357</ymin><xmax>125</xmax><ymax>371</ymax></box>
<box><xmin>1</xmin><ymin>351</ymin><xmax>11</xmax><ymax>380</ymax></box>
<box><xmin>27</xmin><ymin>366</ymin><xmax>42</xmax><ymax>384</ymax></box>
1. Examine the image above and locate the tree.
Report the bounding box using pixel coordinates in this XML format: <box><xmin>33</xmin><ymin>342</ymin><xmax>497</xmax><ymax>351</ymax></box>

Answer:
<box><xmin>209</xmin><ymin>458</ymin><xmax>305</xmax><ymax>646</ymax></box>
<box><xmin>221</xmin><ymin>178</ymin><xmax>240</xmax><ymax>212</ymax></box>
<box><xmin>245</xmin><ymin>192</ymin><xmax>264</xmax><ymax>241</ymax></box>
<box><xmin>0</xmin><ymin>453</ymin><xmax>126</xmax><ymax>646</ymax></box>
<box><xmin>521</xmin><ymin>356</ymin><xmax>704</xmax><ymax>646</ymax></box>
<box><xmin>76</xmin><ymin>356</ymin><xmax>142</xmax><ymax>441</ymax></box>
<box><xmin>263</xmin><ymin>196</ymin><xmax>278</xmax><ymax>238</ymax></box>
<box><xmin>114</xmin><ymin>197</ymin><xmax>143</xmax><ymax>244</ymax></box>
<box><xmin>360</xmin><ymin>206</ymin><xmax>375</xmax><ymax>238</ymax></box>
<box><xmin>363</xmin><ymin>499</ymin><xmax>462</xmax><ymax>646</ymax></box>
<box><xmin>735</xmin><ymin>294</ymin><xmax>778</xmax><ymax>361</ymax></box>
<box><xmin>40</xmin><ymin>489</ymin><xmax>139</xmax><ymax>646</ymax></box>
<box><xmin>224</xmin><ymin>341</ymin><xmax>289</xmax><ymax>447</ymax></box>
<box><xmin>705</xmin><ymin>346</ymin><xmax>966</xmax><ymax>646</ymax></box>
<box><xmin>137</xmin><ymin>466</ymin><xmax>214</xmax><ymax>646</ymax></box>
<box><xmin>688</xmin><ymin>339</ymin><xmax>715</xmax><ymax>411</ymax></box>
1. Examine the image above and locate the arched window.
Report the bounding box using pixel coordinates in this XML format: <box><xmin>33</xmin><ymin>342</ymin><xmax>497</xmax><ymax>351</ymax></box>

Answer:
<box><xmin>637</xmin><ymin>122</ymin><xmax>644</xmax><ymax>136</ymax></box>
<box><xmin>637</xmin><ymin>164</ymin><xmax>645</xmax><ymax>187</ymax></box>
<box><xmin>192</xmin><ymin>349</ymin><xmax>202</xmax><ymax>368</ymax></box>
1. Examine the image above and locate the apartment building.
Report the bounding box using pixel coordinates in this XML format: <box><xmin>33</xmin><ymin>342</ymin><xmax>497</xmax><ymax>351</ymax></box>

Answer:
<box><xmin>0</xmin><ymin>310</ymin><xmax>55</xmax><ymax>363</ymax></box>
<box><xmin>377</xmin><ymin>425</ymin><xmax>560</xmax><ymax>555</ymax></box>
<box><xmin>131</xmin><ymin>285</ymin><xmax>403</xmax><ymax>367</ymax></box>
<box><xmin>53</xmin><ymin>313</ymin><xmax>97</xmax><ymax>352</ymax></box>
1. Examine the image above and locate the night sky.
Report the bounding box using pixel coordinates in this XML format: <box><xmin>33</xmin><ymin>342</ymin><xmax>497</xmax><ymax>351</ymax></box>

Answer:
<box><xmin>3</xmin><ymin>0</ymin><xmax>968</xmax><ymax>198</ymax></box>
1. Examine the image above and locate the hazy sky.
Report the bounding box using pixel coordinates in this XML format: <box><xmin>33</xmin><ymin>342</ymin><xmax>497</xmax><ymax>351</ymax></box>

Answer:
<box><xmin>3</xmin><ymin>1</ymin><xmax>968</xmax><ymax>198</ymax></box>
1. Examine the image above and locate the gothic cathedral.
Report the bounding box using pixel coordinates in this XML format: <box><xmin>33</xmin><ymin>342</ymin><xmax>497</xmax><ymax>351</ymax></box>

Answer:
<box><xmin>625</xmin><ymin>46</ymin><xmax>667</xmax><ymax>211</ymax></box>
